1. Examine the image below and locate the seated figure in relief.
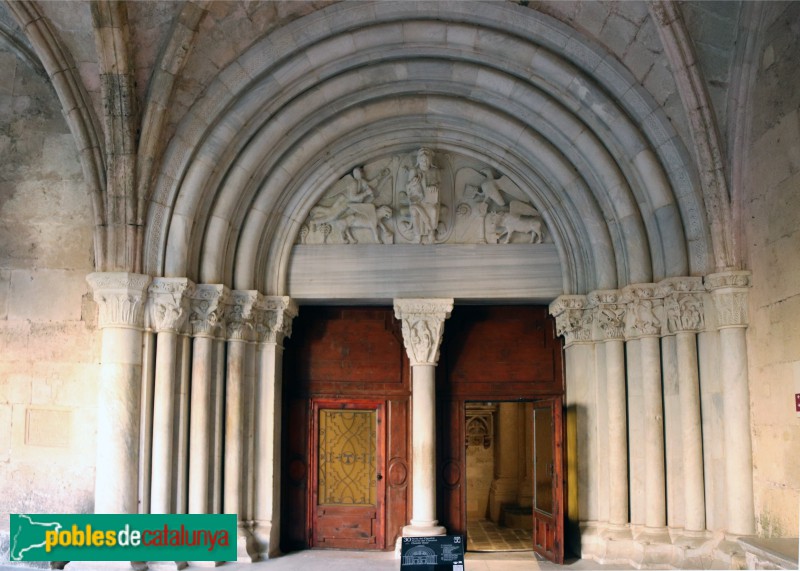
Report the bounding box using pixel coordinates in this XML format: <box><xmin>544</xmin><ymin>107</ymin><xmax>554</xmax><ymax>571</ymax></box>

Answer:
<box><xmin>404</xmin><ymin>147</ymin><xmax>441</xmax><ymax>244</ymax></box>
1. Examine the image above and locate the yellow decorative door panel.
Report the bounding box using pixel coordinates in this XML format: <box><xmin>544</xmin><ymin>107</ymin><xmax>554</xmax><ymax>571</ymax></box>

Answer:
<box><xmin>311</xmin><ymin>400</ymin><xmax>385</xmax><ymax>549</ymax></box>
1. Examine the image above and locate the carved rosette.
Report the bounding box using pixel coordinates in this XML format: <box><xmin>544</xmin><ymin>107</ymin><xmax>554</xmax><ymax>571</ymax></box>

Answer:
<box><xmin>622</xmin><ymin>283</ymin><xmax>663</xmax><ymax>339</ymax></box>
<box><xmin>254</xmin><ymin>296</ymin><xmax>299</xmax><ymax>345</ymax></box>
<box><xmin>86</xmin><ymin>272</ymin><xmax>151</xmax><ymax>329</ymax></box>
<box><xmin>393</xmin><ymin>298</ymin><xmax>454</xmax><ymax>366</ymax></box>
<box><xmin>706</xmin><ymin>271</ymin><xmax>751</xmax><ymax>329</ymax></box>
<box><xmin>225</xmin><ymin>290</ymin><xmax>260</xmax><ymax>341</ymax></box>
<box><xmin>588</xmin><ymin>290</ymin><xmax>626</xmax><ymax>341</ymax></box>
<box><xmin>147</xmin><ymin>277</ymin><xmax>195</xmax><ymax>333</ymax></box>
<box><xmin>659</xmin><ymin>277</ymin><xmax>705</xmax><ymax>334</ymax></box>
<box><xmin>189</xmin><ymin>284</ymin><xmax>230</xmax><ymax>338</ymax></box>
<box><xmin>549</xmin><ymin>295</ymin><xmax>591</xmax><ymax>346</ymax></box>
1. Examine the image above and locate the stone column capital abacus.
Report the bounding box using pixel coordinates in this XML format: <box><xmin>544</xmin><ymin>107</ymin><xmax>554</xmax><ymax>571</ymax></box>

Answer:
<box><xmin>254</xmin><ymin>296</ymin><xmax>298</xmax><ymax>346</ymax></box>
<box><xmin>706</xmin><ymin>270</ymin><xmax>751</xmax><ymax>329</ymax></box>
<box><xmin>189</xmin><ymin>284</ymin><xmax>230</xmax><ymax>338</ymax></box>
<box><xmin>147</xmin><ymin>277</ymin><xmax>195</xmax><ymax>333</ymax></box>
<box><xmin>86</xmin><ymin>272</ymin><xmax>152</xmax><ymax>329</ymax></box>
<box><xmin>393</xmin><ymin>298</ymin><xmax>454</xmax><ymax>366</ymax></box>
<box><xmin>549</xmin><ymin>294</ymin><xmax>591</xmax><ymax>346</ymax></box>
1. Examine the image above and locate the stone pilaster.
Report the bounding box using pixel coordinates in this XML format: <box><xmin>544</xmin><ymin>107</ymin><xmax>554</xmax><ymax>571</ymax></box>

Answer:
<box><xmin>86</xmin><ymin>272</ymin><xmax>151</xmax><ymax>515</ymax></box>
<box><xmin>252</xmin><ymin>297</ymin><xmax>298</xmax><ymax>558</ymax></box>
<box><xmin>707</xmin><ymin>271</ymin><xmax>755</xmax><ymax>536</ymax></box>
<box><xmin>394</xmin><ymin>298</ymin><xmax>453</xmax><ymax>537</ymax></box>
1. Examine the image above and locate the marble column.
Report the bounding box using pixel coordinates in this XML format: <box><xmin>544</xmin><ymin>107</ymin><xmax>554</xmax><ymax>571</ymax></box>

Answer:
<box><xmin>624</xmin><ymin>284</ymin><xmax>668</xmax><ymax>539</ymax></box>
<box><xmin>187</xmin><ymin>285</ymin><xmax>229</xmax><ymax>515</ymax></box>
<box><xmin>588</xmin><ymin>291</ymin><xmax>630</xmax><ymax>536</ymax></box>
<box><xmin>707</xmin><ymin>271</ymin><xmax>755</xmax><ymax>536</ymax></box>
<box><xmin>489</xmin><ymin>402</ymin><xmax>519</xmax><ymax>523</ymax></box>
<box><xmin>394</xmin><ymin>298</ymin><xmax>453</xmax><ymax>537</ymax></box>
<box><xmin>252</xmin><ymin>297</ymin><xmax>297</xmax><ymax>558</ymax></box>
<box><xmin>663</xmin><ymin>278</ymin><xmax>707</xmax><ymax>537</ymax></box>
<box><xmin>86</xmin><ymin>272</ymin><xmax>151</xmax><ymax>514</ymax></box>
<box><xmin>148</xmin><ymin>277</ymin><xmax>194</xmax><ymax>515</ymax></box>
<box><xmin>224</xmin><ymin>291</ymin><xmax>260</xmax><ymax>561</ymax></box>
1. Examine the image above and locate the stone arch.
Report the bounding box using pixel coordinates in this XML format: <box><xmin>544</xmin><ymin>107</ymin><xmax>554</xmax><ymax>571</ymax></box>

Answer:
<box><xmin>143</xmin><ymin>1</ymin><xmax>713</xmax><ymax>296</ymax></box>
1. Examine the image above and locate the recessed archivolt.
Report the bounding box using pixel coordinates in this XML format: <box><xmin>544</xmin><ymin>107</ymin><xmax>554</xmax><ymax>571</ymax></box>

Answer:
<box><xmin>144</xmin><ymin>1</ymin><xmax>712</xmax><ymax>297</ymax></box>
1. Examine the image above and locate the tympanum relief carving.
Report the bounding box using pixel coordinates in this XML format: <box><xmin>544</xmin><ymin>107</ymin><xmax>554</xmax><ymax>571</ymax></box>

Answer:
<box><xmin>297</xmin><ymin>148</ymin><xmax>550</xmax><ymax>246</ymax></box>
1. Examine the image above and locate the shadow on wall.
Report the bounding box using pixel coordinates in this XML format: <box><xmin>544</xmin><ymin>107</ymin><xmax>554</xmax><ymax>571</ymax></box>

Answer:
<box><xmin>565</xmin><ymin>404</ymin><xmax>581</xmax><ymax>559</ymax></box>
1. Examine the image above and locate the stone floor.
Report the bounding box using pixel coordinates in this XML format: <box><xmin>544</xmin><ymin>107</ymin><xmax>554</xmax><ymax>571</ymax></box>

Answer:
<box><xmin>466</xmin><ymin>519</ymin><xmax>532</xmax><ymax>551</ymax></box>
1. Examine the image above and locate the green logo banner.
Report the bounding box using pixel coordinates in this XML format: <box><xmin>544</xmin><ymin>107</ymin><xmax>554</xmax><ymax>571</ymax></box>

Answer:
<box><xmin>10</xmin><ymin>514</ymin><xmax>237</xmax><ymax>562</ymax></box>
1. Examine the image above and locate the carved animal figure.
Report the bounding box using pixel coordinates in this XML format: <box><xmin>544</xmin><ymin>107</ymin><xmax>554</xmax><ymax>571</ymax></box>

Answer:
<box><xmin>331</xmin><ymin>204</ymin><xmax>394</xmax><ymax>244</ymax></box>
<box><xmin>490</xmin><ymin>211</ymin><xmax>543</xmax><ymax>244</ymax></box>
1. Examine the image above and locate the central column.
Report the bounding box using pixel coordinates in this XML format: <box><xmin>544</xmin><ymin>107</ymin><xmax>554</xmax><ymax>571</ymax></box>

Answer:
<box><xmin>394</xmin><ymin>298</ymin><xmax>453</xmax><ymax>537</ymax></box>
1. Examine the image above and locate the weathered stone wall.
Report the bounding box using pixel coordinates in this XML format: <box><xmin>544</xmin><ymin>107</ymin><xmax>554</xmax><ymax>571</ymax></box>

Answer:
<box><xmin>742</xmin><ymin>2</ymin><xmax>800</xmax><ymax>539</ymax></box>
<box><xmin>0</xmin><ymin>38</ymin><xmax>99</xmax><ymax>552</ymax></box>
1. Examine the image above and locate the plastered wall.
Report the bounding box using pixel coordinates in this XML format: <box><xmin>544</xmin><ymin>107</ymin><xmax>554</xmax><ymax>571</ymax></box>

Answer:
<box><xmin>0</xmin><ymin>40</ymin><xmax>99</xmax><ymax>553</ymax></box>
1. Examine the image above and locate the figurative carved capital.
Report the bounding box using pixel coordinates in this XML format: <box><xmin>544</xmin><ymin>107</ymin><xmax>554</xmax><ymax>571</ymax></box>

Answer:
<box><xmin>86</xmin><ymin>272</ymin><xmax>151</xmax><ymax>329</ymax></box>
<box><xmin>588</xmin><ymin>290</ymin><xmax>625</xmax><ymax>341</ymax></box>
<box><xmin>393</xmin><ymin>298</ymin><xmax>453</xmax><ymax>366</ymax></box>
<box><xmin>705</xmin><ymin>271</ymin><xmax>750</xmax><ymax>329</ymax></box>
<box><xmin>189</xmin><ymin>284</ymin><xmax>230</xmax><ymax>337</ymax></box>
<box><xmin>622</xmin><ymin>283</ymin><xmax>662</xmax><ymax>339</ymax></box>
<box><xmin>550</xmin><ymin>295</ymin><xmax>591</xmax><ymax>345</ymax></box>
<box><xmin>147</xmin><ymin>277</ymin><xmax>195</xmax><ymax>333</ymax></box>
<box><xmin>254</xmin><ymin>296</ymin><xmax>298</xmax><ymax>345</ymax></box>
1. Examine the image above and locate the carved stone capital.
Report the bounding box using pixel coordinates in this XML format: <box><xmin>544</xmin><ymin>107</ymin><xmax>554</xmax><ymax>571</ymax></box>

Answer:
<box><xmin>254</xmin><ymin>296</ymin><xmax>298</xmax><ymax>345</ymax></box>
<box><xmin>657</xmin><ymin>277</ymin><xmax>706</xmax><ymax>334</ymax></box>
<box><xmin>706</xmin><ymin>271</ymin><xmax>751</xmax><ymax>329</ymax></box>
<box><xmin>86</xmin><ymin>272</ymin><xmax>151</xmax><ymax>329</ymax></box>
<box><xmin>393</xmin><ymin>298</ymin><xmax>453</xmax><ymax>366</ymax></box>
<box><xmin>189</xmin><ymin>284</ymin><xmax>230</xmax><ymax>338</ymax></box>
<box><xmin>549</xmin><ymin>295</ymin><xmax>591</xmax><ymax>346</ymax></box>
<box><xmin>147</xmin><ymin>277</ymin><xmax>195</xmax><ymax>333</ymax></box>
<box><xmin>622</xmin><ymin>283</ymin><xmax>663</xmax><ymax>339</ymax></box>
<box><xmin>225</xmin><ymin>290</ymin><xmax>261</xmax><ymax>341</ymax></box>
<box><xmin>588</xmin><ymin>290</ymin><xmax>626</xmax><ymax>341</ymax></box>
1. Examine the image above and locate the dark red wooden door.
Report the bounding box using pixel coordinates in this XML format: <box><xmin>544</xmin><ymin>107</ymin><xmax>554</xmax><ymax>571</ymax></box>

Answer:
<box><xmin>532</xmin><ymin>396</ymin><xmax>564</xmax><ymax>563</ymax></box>
<box><xmin>310</xmin><ymin>399</ymin><xmax>385</xmax><ymax>549</ymax></box>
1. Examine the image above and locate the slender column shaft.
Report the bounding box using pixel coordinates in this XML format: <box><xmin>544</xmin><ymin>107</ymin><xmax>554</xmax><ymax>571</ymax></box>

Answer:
<box><xmin>410</xmin><ymin>364</ymin><xmax>439</xmax><ymax>528</ymax></box>
<box><xmin>176</xmin><ymin>335</ymin><xmax>191</xmax><ymax>514</ymax></box>
<box><xmin>606</xmin><ymin>339</ymin><xmax>629</xmax><ymax>527</ymax></box>
<box><xmin>676</xmin><ymin>331</ymin><xmax>705</xmax><ymax>532</ymax></box>
<box><xmin>212</xmin><ymin>337</ymin><xmax>225</xmax><ymax>514</ymax></box>
<box><xmin>721</xmin><ymin>327</ymin><xmax>755</xmax><ymax>535</ymax></box>
<box><xmin>641</xmin><ymin>336</ymin><xmax>666</xmax><ymax>529</ymax></box>
<box><xmin>139</xmin><ymin>331</ymin><xmax>156</xmax><ymax>514</ymax></box>
<box><xmin>188</xmin><ymin>335</ymin><xmax>214</xmax><ymax>514</ymax></box>
<box><xmin>150</xmin><ymin>330</ymin><xmax>178</xmax><ymax>513</ymax></box>
<box><xmin>224</xmin><ymin>338</ymin><xmax>246</xmax><ymax>517</ymax></box>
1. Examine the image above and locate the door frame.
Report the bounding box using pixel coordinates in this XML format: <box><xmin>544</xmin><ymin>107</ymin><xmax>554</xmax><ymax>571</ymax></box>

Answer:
<box><xmin>460</xmin><ymin>396</ymin><xmax>564</xmax><ymax>563</ymax></box>
<box><xmin>308</xmin><ymin>397</ymin><xmax>387</xmax><ymax>549</ymax></box>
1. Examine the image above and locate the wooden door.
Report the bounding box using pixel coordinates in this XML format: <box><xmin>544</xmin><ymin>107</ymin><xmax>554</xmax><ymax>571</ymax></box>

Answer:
<box><xmin>532</xmin><ymin>397</ymin><xmax>564</xmax><ymax>563</ymax></box>
<box><xmin>310</xmin><ymin>399</ymin><xmax>385</xmax><ymax>549</ymax></box>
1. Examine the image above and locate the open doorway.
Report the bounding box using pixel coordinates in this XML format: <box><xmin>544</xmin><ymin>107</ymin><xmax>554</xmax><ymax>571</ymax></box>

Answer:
<box><xmin>465</xmin><ymin>401</ymin><xmax>534</xmax><ymax>552</ymax></box>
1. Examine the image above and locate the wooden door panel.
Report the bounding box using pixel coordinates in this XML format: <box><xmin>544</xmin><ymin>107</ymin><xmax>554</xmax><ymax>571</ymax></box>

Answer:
<box><xmin>310</xmin><ymin>400</ymin><xmax>385</xmax><ymax>550</ymax></box>
<box><xmin>532</xmin><ymin>398</ymin><xmax>564</xmax><ymax>564</ymax></box>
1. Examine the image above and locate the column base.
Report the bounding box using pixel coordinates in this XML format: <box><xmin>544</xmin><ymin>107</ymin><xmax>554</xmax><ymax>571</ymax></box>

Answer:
<box><xmin>602</xmin><ymin>523</ymin><xmax>632</xmax><ymax>541</ymax></box>
<box><xmin>636</xmin><ymin>526</ymin><xmax>672</xmax><ymax>545</ymax></box>
<box><xmin>402</xmin><ymin>523</ymin><xmax>447</xmax><ymax>537</ymax></box>
<box><xmin>251</xmin><ymin>520</ymin><xmax>280</xmax><ymax>559</ymax></box>
<box><xmin>673</xmin><ymin>528</ymin><xmax>709</xmax><ymax>548</ymax></box>
<box><xmin>235</xmin><ymin>523</ymin><xmax>259</xmax><ymax>563</ymax></box>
